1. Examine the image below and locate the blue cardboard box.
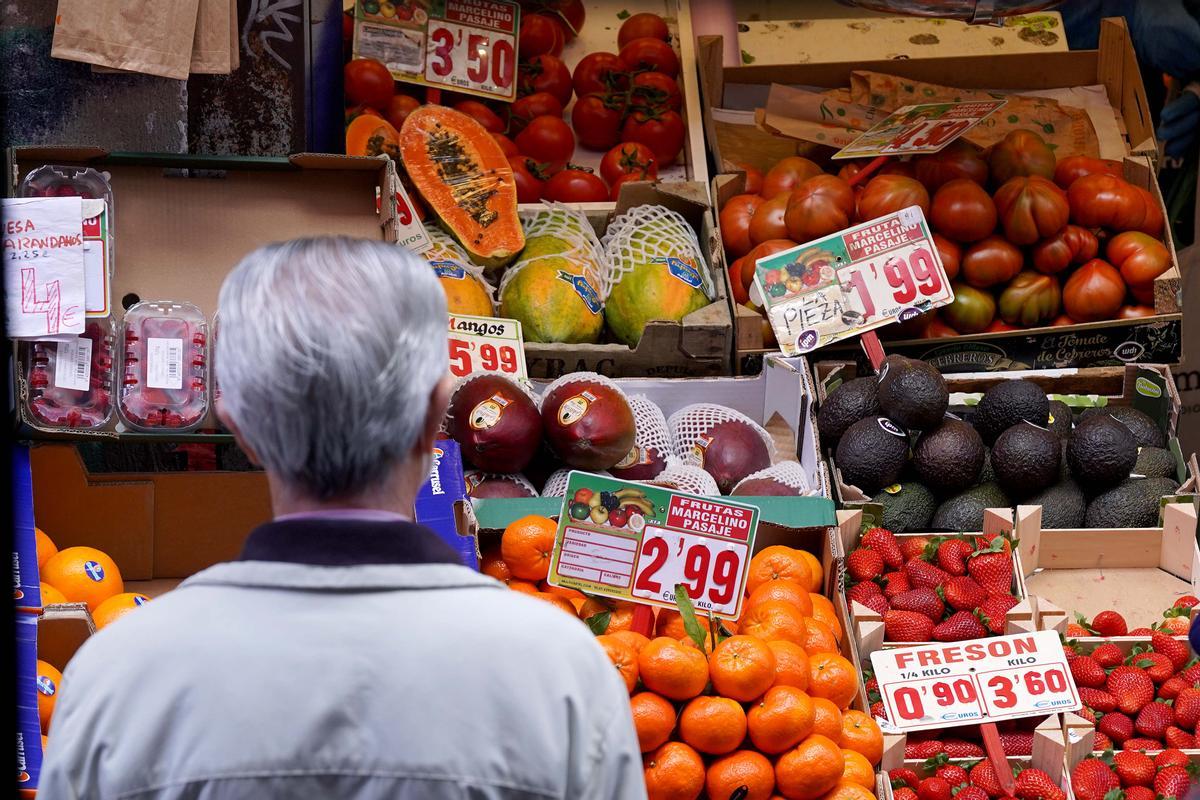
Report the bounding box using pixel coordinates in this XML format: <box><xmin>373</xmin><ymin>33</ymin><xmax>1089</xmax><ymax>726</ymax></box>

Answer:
<box><xmin>13</xmin><ymin>446</ymin><xmax>40</xmax><ymax>609</ymax></box>
<box><xmin>414</xmin><ymin>441</ymin><xmax>479</xmax><ymax>570</ymax></box>
<box><xmin>16</xmin><ymin>614</ymin><xmax>43</xmax><ymax>792</ymax></box>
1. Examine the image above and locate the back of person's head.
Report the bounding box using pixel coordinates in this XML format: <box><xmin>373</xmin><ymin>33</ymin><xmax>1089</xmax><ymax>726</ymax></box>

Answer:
<box><xmin>216</xmin><ymin>237</ymin><xmax>447</xmax><ymax>500</ymax></box>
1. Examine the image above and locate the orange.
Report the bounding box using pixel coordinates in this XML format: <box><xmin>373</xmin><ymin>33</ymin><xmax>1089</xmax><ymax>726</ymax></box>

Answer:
<box><xmin>92</xmin><ymin>592</ymin><xmax>150</xmax><ymax>630</ymax></box>
<box><xmin>801</xmin><ymin>617</ymin><xmax>840</xmax><ymax>655</ymax></box>
<box><xmin>808</xmin><ymin>594</ymin><xmax>843</xmax><ymax>642</ymax></box>
<box><xmin>579</xmin><ymin>597</ymin><xmax>635</xmax><ymax>633</ymax></box>
<box><xmin>774</xmin><ymin>734</ymin><xmax>844</xmax><ymax>800</ymax></box>
<box><xmin>839</xmin><ymin>709</ymin><xmax>883</xmax><ymax>765</ymax></box>
<box><xmin>39</xmin><ymin>583</ymin><xmax>67</xmax><ymax>606</ymax></box>
<box><xmin>679</xmin><ymin>695</ymin><xmax>747</xmax><ymax>755</ymax></box>
<box><xmin>808</xmin><ymin>653</ymin><xmax>857</xmax><ymax>709</ymax></box>
<box><xmin>821</xmin><ymin>780</ymin><xmax>878</xmax><ymax>800</ymax></box>
<box><xmin>709</xmin><ymin>635</ymin><xmax>777</xmax><ymax>702</ymax></box>
<box><xmin>747</xmin><ymin>685</ymin><xmax>816</xmax><ymax>753</ymax></box>
<box><xmin>639</xmin><ymin>637</ymin><xmax>709</xmax><ymax>701</ymax></box>
<box><xmin>500</xmin><ymin>515</ymin><xmax>556</xmax><ymax>581</ymax></box>
<box><xmin>35</xmin><ymin>528</ymin><xmax>57</xmax><ymax>570</ymax></box>
<box><xmin>768</xmin><ymin>640</ymin><xmax>810</xmax><ymax>690</ymax></box>
<box><xmin>35</xmin><ymin>660</ymin><xmax>61</xmax><ymax>733</ymax></box>
<box><xmin>810</xmin><ymin>697</ymin><xmax>843</xmax><ymax>740</ymax></box>
<box><xmin>41</xmin><ymin>546</ymin><xmax>123</xmax><ymax>612</ymax></box>
<box><xmin>479</xmin><ymin>546</ymin><xmax>511</xmax><ymax>584</ymax></box>
<box><xmin>841</xmin><ymin>750</ymin><xmax>875</xmax><ymax>790</ymax></box>
<box><xmin>539</xmin><ymin>581</ymin><xmax>585</xmax><ymax>600</ymax></box>
<box><xmin>41</xmin><ymin>734</ymin><xmax>48</xmax><ymax>754</ymax></box>
<box><xmin>707</xmin><ymin>750</ymin><xmax>776</xmax><ymax>800</ymax></box>
<box><xmin>680</xmin><ymin>635</ymin><xmax>717</xmax><ymax>656</ymax></box>
<box><xmin>595</xmin><ymin>634</ymin><xmax>639</xmax><ymax>693</ymax></box>
<box><xmin>796</xmin><ymin>550</ymin><xmax>824</xmax><ymax>592</ymax></box>
<box><xmin>746</xmin><ymin>579</ymin><xmax>814</xmax><ymax>616</ymax></box>
<box><xmin>509</xmin><ymin>580</ymin><xmax>539</xmax><ymax>595</ymax></box>
<box><xmin>630</xmin><ymin>691</ymin><xmax>676</xmax><ymax>752</ymax></box>
<box><xmin>656</xmin><ymin>609</ymin><xmax>724</xmax><ymax>640</ymax></box>
<box><xmin>739</xmin><ymin>600</ymin><xmax>808</xmax><ymax>646</ymax></box>
<box><xmin>747</xmin><ymin>546</ymin><xmax>813</xmax><ymax>596</ymax></box>
<box><xmin>533</xmin><ymin>592</ymin><xmax>577</xmax><ymax>614</ymax></box>
<box><xmin>644</xmin><ymin>741</ymin><xmax>705</xmax><ymax>800</ymax></box>
<box><xmin>610</xmin><ymin>630</ymin><xmax>651</xmax><ymax>653</ymax></box>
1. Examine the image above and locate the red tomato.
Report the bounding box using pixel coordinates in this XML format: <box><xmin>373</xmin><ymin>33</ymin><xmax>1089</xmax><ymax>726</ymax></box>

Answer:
<box><xmin>837</xmin><ymin>159</ymin><xmax>914</xmax><ymax>184</ymax></box>
<box><xmin>761</xmin><ymin>157</ymin><xmax>822</xmax><ymax>200</ymax></box>
<box><xmin>618</xmin><ymin>37</ymin><xmax>679</xmax><ymax>78</ymax></box>
<box><xmin>342</xmin><ymin>11</ymin><xmax>354</xmax><ymax>42</ymax></box>
<box><xmin>571</xmin><ymin>94</ymin><xmax>625</xmax><ymax>151</ymax></box>
<box><xmin>733</xmin><ymin>162</ymin><xmax>764</xmax><ymax>195</ymax></box>
<box><xmin>629</xmin><ymin>71</ymin><xmax>682</xmax><ymax>112</ymax></box>
<box><xmin>932</xmin><ymin>233</ymin><xmax>961</xmax><ymax>282</ymax></box>
<box><xmin>618</xmin><ymin>13</ymin><xmax>669</xmax><ymax>48</ymax></box>
<box><xmin>930</xmin><ymin>178</ymin><xmax>997</xmax><ymax>242</ymax></box>
<box><xmin>509</xmin><ymin>92</ymin><xmax>563</xmax><ymax>135</ymax></box>
<box><xmin>542</xmin><ymin>168</ymin><xmax>608</xmax><ymax>203</ymax></box>
<box><xmin>747</xmin><ymin>193</ymin><xmax>790</xmax><ymax>246</ymax></box>
<box><xmin>609</xmin><ymin>172</ymin><xmax>651</xmax><ymax>201</ymax></box>
<box><xmin>913</xmin><ymin>139</ymin><xmax>988</xmax><ymax>191</ymax></box>
<box><xmin>1053</xmin><ymin>155</ymin><xmax>1123</xmax><ymax>189</ymax></box>
<box><xmin>600</xmin><ymin>142</ymin><xmax>658</xmax><ymax>186</ymax></box>
<box><xmin>997</xmin><ymin>270</ymin><xmax>1061</xmax><ymax>327</ymax></box>
<box><xmin>740</xmin><ymin>239</ymin><xmax>797</xmax><ymax>292</ymax></box>
<box><xmin>1107</xmin><ymin>231</ymin><xmax>1170</xmax><ymax>301</ymax></box>
<box><xmin>1062</xmin><ymin>259</ymin><xmax>1126</xmax><ymax>322</ymax></box>
<box><xmin>1118</xmin><ymin>304</ymin><xmax>1157</xmax><ymax>319</ymax></box>
<box><xmin>1068</xmin><ymin>173</ymin><xmax>1149</xmax><ymax>232</ymax></box>
<box><xmin>383</xmin><ymin>94</ymin><xmax>420</xmax><ymax>131</ymax></box>
<box><xmin>492</xmin><ymin>133</ymin><xmax>519</xmax><ymax>157</ymax></box>
<box><xmin>992</xmin><ymin>175</ymin><xmax>1069</xmax><ymax>246</ymax></box>
<box><xmin>344</xmin><ymin>58</ymin><xmax>395</xmax><ymax>109</ymax></box>
<box><xmin>784</xmin><ymin>175</ymin><xmax>855</xmax><ymax>243</ymax></box>
<box><xmin>986</xmin><ymin>319</ymin><xmax>1022</xmax><ymax>333</ymax></box>
<box><xmin>925</xmin><ymin>316</ymin><xmax>962</xmax><ymax>338</ymax></box>
<box><xmin>1134</xmin><ymin>186</ymin><xmax>1165</xmax><ymax>237</ymax></box>
<box><xmin>988</xmin><ymin>129</ymin><xmax>1056</xmax><ymax>185</ymax></box>
<box><xmin>453</xmin><ymin>100</ymin><xmax>505</xmax><ymax>134</ymax></box>
<box><xmin>527</xmin><ymin>0</ymin><xmax>585</xmax><ymax>39</ymax></box>
<box><xmin>728</xmin><ymin>259</ymin><xmax>750</xmax><ymax>304</ymax></box>
<box><xmin>620</xmin><ymin>109</ymin><xmax>685</xmax><ymax>166</ymax></box>
<box><xmin>1050</xmin><ymin>314</ymin><xmax>1075</xmax><ymax>327</ymax></box>
<box><xmin>961</xmin><ymin>235</ymin><xmax>1023</xmax><ymax>289</ymax></box>
<box><xmin>572</xmin><ymin>52</ymin><xmax>627</xmax><ymax>98</ymax></box>
<box><xmin>857</xmin><ymin>175</ymin><xmax>930</xmax><ymax>223</ymax></box>
<box><xmin>515</xmin><ymin>115</ymin><xmax>575</xmax><ymax>169</ymax></box>
<box><xmin>720</xmin><ymin>194</ymin><xmax>764</xmax><ymax>258</ymax></box>
<box><xmin>519</xmin><ymin>13</ymin><xmax>565</xmax><ymax>58</ymax></box>
<box><xmin>518</xmin><ymin>54</ymin><xmax>572</xmax><ymax>107</ymax></box>
<box><xmin>508</xmin><ymin>157</ymin><xmax>546</xmax><ymax>203</ymax></box>
<box><xmin>1030</xmin><ymin>225</ymin><xmax>1098</xmax><ymax>275</ymax></box>
<box><xmin>942</xmin><ymin>282</ymin><xmax>996</xmax><ymax>333</ymax></box>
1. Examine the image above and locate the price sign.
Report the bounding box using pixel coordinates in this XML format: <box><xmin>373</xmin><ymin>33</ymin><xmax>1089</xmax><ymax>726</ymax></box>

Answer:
<box><xmin>354</xmin><ymin>0</ymin><xmax>519</xmax><ymax>102</ymax></box>
<box><xmin>753</xmin><ymin>206</ymin><xmax>953</xmax><ymax>355</ymax></box>
<box><xmin>870</xmin><ymin>631</ymin><xmax>1080</xmax><ymax>732</ymax></box>
<box><xmin>832</xmin><ymin>100</ymin><xmax>1006</xmax><ymax>160</ymax></box>
<box><xmin>548</xmin><ymin>472</ymin><xmax>759</xmax><ymax>619</ymax></box>
<box><xmin>395</xmin><ymin>183</ymin><xmax>432</xmax><ymax>254</ymax></box>
<box><xmin>447</xmin><ymin>313</ymin><xmax>527</xmax><ymax>381</ymax></box>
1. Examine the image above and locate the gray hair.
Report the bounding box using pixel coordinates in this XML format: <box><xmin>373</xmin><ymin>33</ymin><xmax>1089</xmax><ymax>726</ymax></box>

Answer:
<box><xmin>217</xmin><ymin>237</ymin><xmax>448</xmax><ymax>499</ymax></box>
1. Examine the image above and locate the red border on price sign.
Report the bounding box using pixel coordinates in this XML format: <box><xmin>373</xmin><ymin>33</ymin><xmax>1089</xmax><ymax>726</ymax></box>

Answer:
<box><xmin>869</xmin><ymin>631</ymin><xmax>1080</xmax><ymax>732</ymax></box>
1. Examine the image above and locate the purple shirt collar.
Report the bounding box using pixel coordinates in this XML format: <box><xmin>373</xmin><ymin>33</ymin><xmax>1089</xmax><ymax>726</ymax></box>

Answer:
<box><xmin>274</xmin><ymin>509</ymin><xmax>412</xmax><ymax>524</ymax></box>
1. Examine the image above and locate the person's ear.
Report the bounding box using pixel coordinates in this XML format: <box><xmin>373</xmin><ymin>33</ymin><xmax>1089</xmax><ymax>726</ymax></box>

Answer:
<box><xmin>215</xmin><ymin>397</ymin><xmax>262</xmax><ymax>467</ymax></box>
<box><xmin>417</xmin><ymin>374</ymin><xmax>454</xmax><ymax>455</ymax></box>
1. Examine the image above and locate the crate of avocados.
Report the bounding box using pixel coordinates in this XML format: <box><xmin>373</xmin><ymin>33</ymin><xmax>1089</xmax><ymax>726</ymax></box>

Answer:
<box><xmin>814</xmin><ymin>359</ymin><xmax>1198</xmax><ymax>534</ymax></box>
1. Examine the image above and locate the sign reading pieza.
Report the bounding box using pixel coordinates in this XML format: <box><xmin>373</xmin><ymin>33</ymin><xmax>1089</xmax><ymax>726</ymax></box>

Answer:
<box><xmin>870</xmin><ymin>630</ymin><xmax>1080</xmax><ymax>732</ymax></box>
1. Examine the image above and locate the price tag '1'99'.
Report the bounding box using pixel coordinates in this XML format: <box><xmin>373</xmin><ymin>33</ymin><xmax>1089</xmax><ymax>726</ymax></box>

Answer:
<box><xmin>447</xmin><ymin>313</ymin><xmax>527</xmax><ymax>382</ymax></box>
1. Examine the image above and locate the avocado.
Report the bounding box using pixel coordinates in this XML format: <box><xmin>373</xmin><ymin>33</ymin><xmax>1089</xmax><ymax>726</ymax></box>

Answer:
<box><xmin>1082</xmin><ymin>405</ymin><xmax>1165</xmax><ymax>448</ymax></box>
<box><xmin>912</xmin><ymin>418</ymin><xmax>985</xmax><ymax>494</ymax></box>
<box><xmin>817</xmin><ymin>376</ymin><xmax>881</xmax><ymax>450</ymax></box>
<box><xmin>876</xmin><ymin>356</ymin><xmax>949</xmax><ymax>431</ymax></box>
<box><xmin>1084</xmin><ymin>476</ymin><xmax>1180</xmax><ymax>528</ymax></box>
<box><xmin>1067</xmin><ymin>413</ymin><xmax>1138</xmax><ymax>492</ymax></box>
<box><xmin>973</xmin><ymin>380</ymin><xmax>1050</xmax><ymax>445</ymax></box>
<box><xmin>991</xmin><ymin>421</ymin><xmax>1061</xmax><ymax>499</ymax></box>
<box><xmin>1133</xmin><ymin>446</ymin><xmax>1178</xmax><ymax>479</ymax></box>
<box><xmin>1047</xmin><ymin>400</ymin><xmax>1073</xmax><ymax>439</ymax></box>
<box><xmin>835</xmin><ymin>415</ymin><xmax>911</xmax><ymax>495</ymax></box>
<box><xmin>872</xmin><ymin>482</ymin><xmax>937</xmax><ymax>533</ymax></box>
<box><xmin>1058</xmin><ymin>441</ymin><xmax>1070</xmax><ymax>480</ymax></box>
<box><xmin>1027</xmin><ymin>480</ymin><xmax>1087</xmax><ymax>529</ymax></box>
<box><xmin>931</xmin><ymin>482</ymin><xmax>1011</xmax><ymax>532</ymax></box>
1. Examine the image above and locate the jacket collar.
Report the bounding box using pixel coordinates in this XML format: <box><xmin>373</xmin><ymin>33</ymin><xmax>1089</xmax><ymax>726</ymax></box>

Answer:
<box><xmin>236</xmin><ymin>518</ymin><xmax>465</xmax><ymax>567</ymax></box>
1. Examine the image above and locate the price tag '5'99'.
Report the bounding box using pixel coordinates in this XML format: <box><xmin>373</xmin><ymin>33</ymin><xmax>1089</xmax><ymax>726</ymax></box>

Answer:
<box><xmin>447</xmin><ymin>313</ymin><xmax>527</xmax><ymax>382</ymax></box>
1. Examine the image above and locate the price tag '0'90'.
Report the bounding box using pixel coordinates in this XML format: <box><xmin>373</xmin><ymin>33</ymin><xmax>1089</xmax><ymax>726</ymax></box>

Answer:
<box><xmin>447</xmin><ymin>313</ymin><xmax>527</xmax><ymax>382</ymax></box>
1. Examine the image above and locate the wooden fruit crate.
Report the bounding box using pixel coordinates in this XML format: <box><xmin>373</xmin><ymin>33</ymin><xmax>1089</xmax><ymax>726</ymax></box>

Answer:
<box><xmin>877</xmin><ymin>715</ymin><xmax>1071</xmax><ymax>780</ymax></box>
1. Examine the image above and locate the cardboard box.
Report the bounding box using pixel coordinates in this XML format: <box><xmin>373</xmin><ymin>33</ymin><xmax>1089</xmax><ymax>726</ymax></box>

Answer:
<box><xmin>414</xmin><ymin>439</ymin><xmax>480</xmax><ymax>570</ymax></box>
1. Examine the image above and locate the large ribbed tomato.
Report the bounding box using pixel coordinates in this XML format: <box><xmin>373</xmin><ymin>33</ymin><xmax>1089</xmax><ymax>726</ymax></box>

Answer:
<box><xmin>933</xmin><ymin>233</ymin><xmax>961</xmax><ymax>282</ymax></box>
<box><xmin>1106</xmin><ymin>231</ymin><xmax>1170</xmax><ymax>305</ymax></box>
<box><xmin>1134</xmin><ymin>186</ymin><xmax>1165</xmax><ymax>237</ymax></box>
<box><xmin>914</xmin><ymin>139</ymin><xmax>989</xmax><ymax>190</ymax></box>
<box><xmin>1053</xmin><ymin>155</ymin><xmax>1122</xmax><ymax>189</ymax></box>
<box><xmin>1062</xmin><ymin>259</ymin><xmax>1126</xmax><ymax>322</ymax></box>
<box><xmin>1030</xmin><ymin>225</ymin><xmax>1099</xmax><ymax>275</ymax></box>
<box><xmin>993</xmin><ymin>175</ymin><xmax>1069</xmax><ymax>245</ymax></box>
<box><xmin>989</xmin><ymin>129</ymin><xmax>1056</xmax><ymax>185</ymax></box>
<box><xmin>998</xmin><ymin>271</ymin><xmax>1061</xmax><ymax>327</ymax></box>
<box><xmin>720</xmin><ymin>194</ymin><xmax>764</xmax><ymax>258</ymax></box>
<box><xmin>1118</xmin><ymin>305</ymin><xmax>1157</xmax><ymax>319</ymax></box>
<box><xmin>856</xmin><ymin>174</ymin><xmax>929</xmax><ymax>223</ymax></box>
<box><xmin>739</xmin><ymin>239</ymin><xmax>796</xmax><ymax>293</ymax></box>
<box><xmin>784</xmin><ymin>175</ymin><xmax>855</xmax><ymax>242</ymax></box>
<box><xmin>930</xmin><ymin>178</ymin><xmax>996</xmax><ymax>242</ymax></box>
<box><xmin>761</xmin><ymin>157</ymin><xmax>823</xmax><ymax>200</ymax></box>
<box><xmin>961</xmin><ymin>235</ymin><xmax>1023</xmax><ymax>289</ymax></box>
<box><xmin>941</xmin><ymin>282</ymin><xmax>996</xmax><ymax>333</ymax></box>
<box><xmin>1067</xmin><ymin>174</ymin><xmax>1148</xmax><ymax>231</ymax></box>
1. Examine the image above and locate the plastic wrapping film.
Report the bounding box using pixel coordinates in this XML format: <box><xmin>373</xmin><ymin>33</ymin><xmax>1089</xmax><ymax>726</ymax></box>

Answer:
<box><xmin>731</xmin><ymin>460</ymin><xmax>816</xmax><ymax>496</ymax></box>
<box><xmin>23</xmin><ymin>318</ymin><xmax>116</xmax><ymax>430</ymax></box>
<box><xmin>118</xmin><ymin>301</ymin><xmax>209</xmax><ymax>432</ymax></box>
<box><xmin>667</xmin><ymin>403</ymin><xmax>778</xmax><ymax>464</ymax></box>
<box><xmin>463</xmin><ymin>470</ymin><xmax>540</xmax><ymax>498</ymax></box>
<box><xmin>643</xmin><ymin>461</ymin><xmax>721</xmax><ymax>496</ymax></box>
<box><xmin>601</xmin><ymin>204</ymin><xmax>715</xmax><ymax>301</ymax></box>
<box><xmin>423</xmin><ymin>228</ymin><xmax>497</xmax><ymax>311</ymax></box>
<box><xmin>542</xmin><ymin>468</ymin><xmax>613</xmax><ymax>498</ymax></box>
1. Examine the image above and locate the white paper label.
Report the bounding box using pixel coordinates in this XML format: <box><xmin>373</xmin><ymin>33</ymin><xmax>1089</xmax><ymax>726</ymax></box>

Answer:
<box><xmin>146</xmin><ymin>337</ymin><xmax>184</xmax><ymax>390</ymax></box>
<box><xmin>3</xmin><ymin>196</ymin><xmax>86</xmax><ymax>338</ymax></box>
<box><xmin>81</xmin><ymin>199</ymin><xmax>110</xmax><ymax>317</ymax></box>
<box><xmin>53</xmin><ymin>337</ymin><xmax>92</xmax><ymax>391</ymax></box>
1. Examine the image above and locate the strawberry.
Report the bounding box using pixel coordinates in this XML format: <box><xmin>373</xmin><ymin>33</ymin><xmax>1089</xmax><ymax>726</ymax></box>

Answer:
<box><xmin>900</xmin><ymin>535</ymin><xmax>932</xmax><ymax>562</ymax></box>
<box><xmin>893</xmin><ymin>587</ymin><xmax>946</xmax><ymax>621</ymax></box>
<box><xmin>895</xmin><ymin>789</ymin><xmax>919</xmax><ymax>800</ymax></box>
<box><xmin>865</xmin><ymin>676</ymin><xmax>878</xmax><ymax>693</ymax></box>
<box><xmin>1112</xmin><ymin>750</ymin><xmax>1156</xmax><ymax>787</ymax></box>
<box><xmin>1121</xmin><ymin>737</ymin><xmax>1162</xmax><ymax>751</ymax></box>
<box><xmin>907</xmin><ymin>559</ymin><xmax>951</xmax><ymax>590</ymax></box>
<box><xmin>1160</xmin><ymin>607</ymin><xmax>1191</xmax><ymax>635</ymax></box>
<box><xmin>886</xmin><ymin>610</ymin><xmax>936</xmax><ymax>642</ymax></box>
<box><xmin>1071</xmin><ymin>656</ymin><xmax>1109</xmax><ymax>688</ymax></box>
<box><xmin>1165</xmin><ymin>726</ymin><xmax>1195</xmax><ymax>749</ymax></box>
<box><xmin>870</xmin><ymin>700</ymin><xmax>888</xmax><ymax>720</ymax></box>
<box><xmin>905</xmin><ymin>739</ymin><xmax>945</xmax><ymax>759</ymax></box>
<box><xmin>1066</xmin><ymin>622</ymin><xmax>1092</xmax><ymax>637</ymax></box>
<box><xmin>1172</xmin><ymin>687</ymin><xmax>1200</xmax><ymax>730</ymax></box>
<box><xmin>942</xmin><ymin>740</ymin><xmax>984</xmax><ymax>757</ymax></box>
<box><xmin>1174</xmin><ymin>595</ymin><xmax>1200</xmax><ymax>609</ymax></box>
<box><xmin>1093</xmin><ymin>643</ymin><xmax>1126</xmax><ymax>669</ymax></box>
<box><xmin>1131</xmin><ymin>652</ymin><xmax>1175</xmax><ymax>684</ymax></box>
<box><xmin>1077</xmin><ymin>707</ymin><xmax>1097</xmax><ymax>723</ymax></box>
<box><xmin>858</xmin><ymin>592</ymin><xmax>891</xmax><ymax>616</ymax></box>
<box><xmin>1092</xmin><ymin>610</ymin><xmax>1129</xmax><ymax>636</ymax></box>
<box><xmin>942</xmin><ymin>577</ymin><xmax>988</xmax><ymax>612</ymax></box>
<box><xmin>1099</xmin><ymin>711</ymin><xmax>1134</xmax><ymax>743</ymax></box>
<box><xmin>934</xmin><ymin>610</ymin><xmax>988</xmax><ymax>642</ymax></box>
<box><xmin>929</xmin><ymin>757</ymin><xmax>968</xmax><ymax>789</ymax></box>
<box><xmin>1129</xmin><ymin>627</ymin><xmax>1155</xmax><ymax>636</ymax></box>
<box><xmin>1160</xmin><ymin>677</ymin><xmax>1188</xmax><ymax>701</ymax></box>
<box><xmin>1080</xmin><ymin>687</ymin><xmax>1118</xmax><ymax>713</ymax></box>
<box><xmin>1014</xmin><ymin>767</ymin><xmax>1066</xmax><ymax>800</ymax></box>
<box><xmin>970</xmin><ymin>761</ymin><xmax>1003</xmax><ymax>797</ymax></box>
<box><xmin>967</xmin><ymin>539</ymin><xmax>1014</xmax><ymax>595</ymax></box>
<box><xmin>918</xmin><ymin>776</ymin><xmax>954</xmax><ymax>800</ymax></box>
<box><xmin>1153</xmin><ymin>765</ymin><xmax>1192</xmax><ymax>800</ymax></box>
<box><xmin>848</xmin><ymin>548</ymin><xmax>885</xmax><ymax>581</ymax></box>
<box><xmin>883</xmin><ymin>571</ymin><xmax>912</xmax><ymax>599</ymax></box>
<box><xmin>974</xmin><ymin>532</ymin><xmax>1012</xmax><ymax>553</ymax></box>
<box><xmin>1107</xmin><ymin>666</ymin><xmax>1155</xmax><ymax>714</ymax></box>
<box><xmin>1153</xmin><ymin>632</ymin><xmax>1191</xmax><ymax>671</ymax></box>
<box><xmin>1070</xmin><ymin>758</ymin><xmax>1119</xmax><ymax>800</ymax></box>
<box><xmin>979</xmin><ymin>594</ymin><xmax>1020</xmax><ymax>634</ymax></box>
<box><xmin>1178</xmin><ymin>663</ymin><xmax>1200</xmax><ymax>684</ymax></box>
<box><xmin>847</xmin><ymin>579</ymin><xmax>882</xmax><ymax>599</ymax></box>
<box><xmin>1123</xmin><ymin>787</ymin><xmax>1155</xmax><ymax>800</ymax></box>
<box><xmin>956</xmin><ymin>787</ymin><xmax>990</xmax><ymax>800</ymax></box>
<box><xmin>862</xmin><ymin>527</ymin><xmax>905</xmax><ymax>569</ymax></box>
<box><xmin>999</xmin><ymin>731</ymin><xmax>1034</xmax><ymax>756</ymax></box>
<box><xmin>1155</xmin><ymin>749</ymin><xmax>1190</xmax><ymax>770</ymax></box>
<box><xmin>1092</xmin><ymin>732</ymin><xmax>1113</xmax><ymax>751</ymax></box>
<box><xmin>934</xmin><ymin>537</ymin><xmax>975</xmax><ymax>576</ymax></box>
<box><xmin>892</xmin><ymin>769</ymin><xmax>921</xmax><ymax>790</ymax></box>
<box><xmin>1135</xmin><ymin>701</ymin><xmax>1176</xmax><ymax>739</ymax></box>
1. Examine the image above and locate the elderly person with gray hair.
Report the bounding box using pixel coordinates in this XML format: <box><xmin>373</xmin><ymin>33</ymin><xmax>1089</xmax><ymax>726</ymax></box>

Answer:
<box><xmin>39</xmin><ymin>238</ymin><xmax>645</xmax><ymax>799</ymax></box>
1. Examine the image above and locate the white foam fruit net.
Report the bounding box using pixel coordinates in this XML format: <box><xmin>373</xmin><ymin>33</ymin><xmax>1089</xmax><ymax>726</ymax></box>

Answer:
<box><xmin>600</xmin><ymin>204</ymin><xmax>715</xmax><ymax>300</ymax></box>
<box><xmin>542</xmin><ymin>468</ymin><xmax>613</xmax><ymax>497</ymax></box>
<box><xmin>463</xmin><ymin>470</ymin><xmax>540</xmax><ymax>497</ymax></box>
<box><xmin>643</xmin><ymin>461</ymin><xmax>720</xmax><ymax>495</ymax></box>
<box><xmin>731</xmin><ymin>460</ymin><xmax>815</xmax><ymax>496</ymax></box>
<box><xmin>667</xmin><ymin>403</ymin><xmax>777</xmax><ymax>465</ymax></box>
<box><xmin>539</xmin><ymin>371</ymin><xmax>629</xmax><ymax>406</ymax></box>
<box><xmin>499</xmin><ymin>202</ymin><xmax>610</xmax><ymax>301</ymax></box>
<box><xmin>423</xmin><ymin>228</ymin><xmax>497</xmax><ymax>306</ymax></box>
<box><xmin>621</xmin><ymin>394</ymin><xmax>674</xmax><ymax>472</ymax></box>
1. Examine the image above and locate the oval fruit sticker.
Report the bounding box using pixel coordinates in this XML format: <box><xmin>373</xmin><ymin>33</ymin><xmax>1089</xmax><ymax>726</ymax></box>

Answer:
<box><xmin>1135</xmin><ymin>376</ymin><xmax>1163</xmax><ymax>398</ymax></box>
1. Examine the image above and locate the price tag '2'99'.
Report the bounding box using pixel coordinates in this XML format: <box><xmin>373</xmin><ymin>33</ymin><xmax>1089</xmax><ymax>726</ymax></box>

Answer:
<box><xmin>447</xmin><ymin>313</ymin><xmax>527</xmax><ymax>382</ymax></box>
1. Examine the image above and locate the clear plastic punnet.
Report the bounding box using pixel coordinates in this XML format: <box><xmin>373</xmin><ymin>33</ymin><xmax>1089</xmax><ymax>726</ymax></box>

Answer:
<box><xmin>118</xmin><ymin>301</ymin><xmax>209</xmax><ymax>432</ymax></box>
<box><xmin>24</xmin><ymin>318</ymin><xmax>116</xmax><ymax>430</ymax></box>
<box><xmin>20</xmin><ymin>164</ymin><xmax>114</xmax><ymax>207</ymax></box>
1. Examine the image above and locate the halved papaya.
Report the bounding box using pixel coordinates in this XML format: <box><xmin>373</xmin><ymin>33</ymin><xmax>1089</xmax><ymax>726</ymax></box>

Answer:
<box><xmin>346</xmin><ymin>113</ymin><xmax>400</xmax><ymax>160</ymax></box>
<box><xmin>398</xmin><ymin>105</ymin><xmax>523</xmax><ymax>270</ymax></box>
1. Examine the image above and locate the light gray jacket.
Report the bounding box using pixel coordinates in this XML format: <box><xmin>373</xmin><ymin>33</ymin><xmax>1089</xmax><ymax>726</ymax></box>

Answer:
<box><xmin>39</xmin><ymin>560</ymin><xmax>646</xmax><ymax>799</ymax></box>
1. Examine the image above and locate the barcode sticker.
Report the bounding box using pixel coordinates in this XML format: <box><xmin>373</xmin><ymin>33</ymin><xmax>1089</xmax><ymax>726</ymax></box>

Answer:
<box><xmin>53</xmin><ymin>337</ymin><xmax>92</xmax><ymax>391</ymax></box>
<box><xmin>146</xmin><ymin>337</ymin><xmax>184</xmax><ymax>390</ymax></box>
